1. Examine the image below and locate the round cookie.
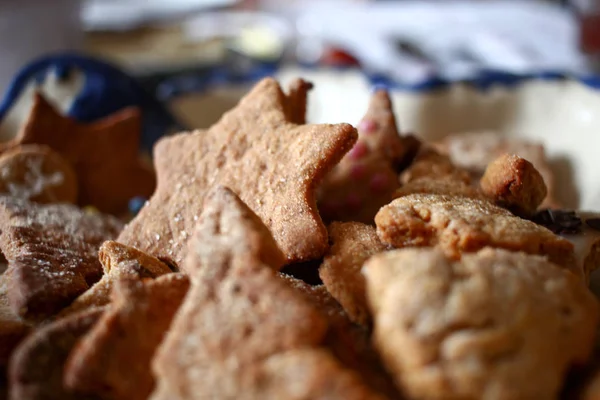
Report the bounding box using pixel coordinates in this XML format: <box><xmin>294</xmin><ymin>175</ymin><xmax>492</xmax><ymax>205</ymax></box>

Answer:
<box><xmin>364</xmin><ymin>247</ymin><xmax>599</xmax><ymax>400</ymax></box>
<box><xmin>0</xmin><ymin>145</ymin><xmax>77</xmax><ymax>204</ymax></box>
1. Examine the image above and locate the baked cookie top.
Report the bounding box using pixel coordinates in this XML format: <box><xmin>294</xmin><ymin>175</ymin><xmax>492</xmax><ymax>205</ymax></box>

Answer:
<box><xmin>364</xmin><ymin>247</ymin><xmax>598</xmax><ymax>400</ymax></box>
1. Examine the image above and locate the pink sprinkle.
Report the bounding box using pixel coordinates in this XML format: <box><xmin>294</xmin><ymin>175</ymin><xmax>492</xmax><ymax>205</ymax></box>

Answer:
<box><xmin>348</xmin><ymin>141</ymin><xmax>369</xmax><ymax>160</ymax></box>
<box><xmin>358</xmin><ymin>119</ymin><xmax>378</xmax><ymax>134</ymax></box>
<box><xmin>369</xmin><ymin>173</ymin><xmax>390</xmax><ymax>192</ymax></box>
<box><xmin>346</xmin><ymin>193</ymin><xmax>362</xmax><ymax>209</ymax></box>
<box><xmin>350</xmin><ymin>164</ymin><xmax>366</xmax><ymax>179</ymax></box>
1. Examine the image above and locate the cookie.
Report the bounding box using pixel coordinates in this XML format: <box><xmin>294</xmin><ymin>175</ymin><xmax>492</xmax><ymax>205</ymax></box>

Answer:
<box><xmin>400</xmin><ymin>146</ymin><xmax>471</xmax><ymax>186</ymax></box>
<box><xmin>318</xmin><ymin>222</ymin><xmax>387</xmax><ymax>325</ymax></box>
<box><xmin>280</xmin><ymin>274</ymin><xmax>401</xmax><ymax>400</ymax></box>
<box><xmin>151</xmin><ymin>348</ymin><xmax>383</xmax><ymax>400</ymax></box>
<box><xmin>285</xmin><ymin>78</ymin><xmax>313</xmax><ymax>124</ymax></box>
<box><xmin>394</xmin><ymin>177</ymin><xmax>484</xmax><ymax>199</ymax></box>
<box><xmin>7</xmin><ymin>92</ymin><xmax>155</xmax><ymax>213</ymax></box>
<box><xmin>64</xmin><ymin>274</ymin><xmax>189</xmax><ymax>400</ymax></box>
<box><xmin>58</xmin><ymin>241</ymin><xmax>172</xmax><ymax>316</ymax></box>
<box><xmin>480</xmin><ymin>153</ymin><xmax>547</xmax><ymax>216</ymax></box>
<box><xmin>151</xmin><ymin>187</ymin><xmax>380</xmax><ymax>399</ymax></box>
<box><xmin>434</xmin><ymin>131</ymin><xmax>557</xmax><ymax>208</ymax></box>
<box><xmin>0</xmin><ymin>196</ymin><xmax>123</xmax><ymax>321</ymax></box>
<box><xmin>278</xmin><ymin>274</ymin><xmax>349</xmax><ymax>327</ymax></box>
<box><xmin>118</xmin><ymin>78</ymin><xmax>357</xmax><ymax>266</ymax></box>
<box><xmin>150</xmin><ymin>187</ymin><xmax>328</xmax><ymax>397</ymax></box>
<box><xmin>0</xmin><ymin>270</ymin><xmax>30</xmax><ymax>369</ymax></box>
<box><xmin>363</xmin><ymin>247</ymin><xmax>598</xmax><ymax>400</ymax></box>
<box><xmin>375</xmin><ymin>193</ymin><xmax>579</xmax><ymax>277</ymax></box>
<box><xmin>181</xmin><ymin>186</ymin><xmax>287</xmax><ymax>274</ymax></box>
<box><xmin>318</xmin><ymin>89</ymin><xmax>419</xmax><ymax>223</ymax></box>
<box><xmin>8</xmin><ymin>307</ymin><xmax>104</xmax><ymax>400</ymax></box>
<box><xmin>0</xmin><ymin>145</ymin><xmax>77</xmax><ymax>204</ymax></box>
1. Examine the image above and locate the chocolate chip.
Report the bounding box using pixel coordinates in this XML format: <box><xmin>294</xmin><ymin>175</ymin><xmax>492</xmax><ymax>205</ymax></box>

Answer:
<box><xmin>531</xmin><ymin>209</ymin><xmax>582</xmax><ymax>234</ymax></box>
<box><xmin>586</xmin><ymin>218</ymin><xmax>600</xmax><ymax>232</ymax></box>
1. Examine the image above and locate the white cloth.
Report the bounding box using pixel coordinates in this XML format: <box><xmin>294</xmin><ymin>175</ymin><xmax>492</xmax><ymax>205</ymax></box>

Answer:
<box><xmin>294</xmin><ymin>0</ymin><xmax>589</xmax><ymax>83</ymax></box>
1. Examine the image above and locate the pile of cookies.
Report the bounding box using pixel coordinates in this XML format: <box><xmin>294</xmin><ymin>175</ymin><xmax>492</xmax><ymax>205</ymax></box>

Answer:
<box><xmin>0</xmin><ymin>77</ymin><xmax>599</xmax><ymax>400</ymax></box>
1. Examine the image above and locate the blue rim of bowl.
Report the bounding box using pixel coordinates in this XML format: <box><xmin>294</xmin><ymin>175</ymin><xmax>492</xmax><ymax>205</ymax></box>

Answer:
<box><xmin>157</xmin><ymin>62</ymin><xmax>600</xmax><ymax>99</ymax></box>
<box><xmin>367</xmin><ymin>69</ymin><xmax>600</xmax><ymax>92</ymax></box>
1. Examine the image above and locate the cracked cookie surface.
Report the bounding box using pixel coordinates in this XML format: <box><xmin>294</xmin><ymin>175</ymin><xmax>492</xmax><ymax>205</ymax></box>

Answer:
<box><xmin>375</xmin><ymin>193</ymin><xmax>578</xmax><ymax>277</ymax></box>
<box><xmin>364</xmin><ymin>247</ymin><xmax>598</xmax><ymax>400</ymax></box>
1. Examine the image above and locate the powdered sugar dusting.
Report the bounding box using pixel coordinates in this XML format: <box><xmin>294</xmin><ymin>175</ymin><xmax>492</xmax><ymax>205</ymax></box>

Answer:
<box><xmin>1</xmin><ymin>155</ymin><xmax>65</xmax><ymax>200</ymax></box>
<box><xmin>0</xmin><ymin>196</ymin><xmax>123</xmax><ymax>320</ymax></box>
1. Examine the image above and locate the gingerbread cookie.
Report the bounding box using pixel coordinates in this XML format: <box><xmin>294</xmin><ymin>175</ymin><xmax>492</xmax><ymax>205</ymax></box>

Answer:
<box><xmin>64</xmin><ymin>274</ymin><xmax>189</xmax><ymax>400</ymax></box>
<box><xmin>434</xmin><ymin>131</ymin><xmax>557</xmax><ymax>208</ymax></box>
<box><xmin>375</xmin><ymin>193</ymin><xmax>578</xmax><ymax>277</ymax></box>
<box><xmin>8</xmin><ymin>307</ymin><xmax>104</xmax><ymax>400</ymax></box>
<box><xmin>319</xmin><ymin>222</ymin><xmax>387</xmax><ymax>326</ymax></box>
<box><xmin>9</xmin><ymin>93</ymin><xmax>155</xmax><ymax>213</ymax></box>
<box><xmin>58</xmin><ymin>241</ymin><xmax>172</xmax><ymax>317</ymax></box>
<box><xmin>280</xmin><ymin>274</ymin><xmax>401</xmax><ymax>400</ymax></box>
<box><xmin>319</xmin><ymin>89</ymin><xmax>419</xmax><ymax>224</ymax></box>
<box><xmin>118</xmin><ymin>78</ymin><xmax>357</xmax><ymax>266</ymax></box>
<box><xmin>0</xmin><ymin>145</ymin><xmax>77</xmax><ymax>204</ymax></box>
<box><xmin>181</xmin><ymin>185</ymin><xmax>287</xmax><ymax>274</ymax></box>
<box><xmin>151</xmin><ymin>187</ymin><xmax>379</xmax><ymax>399</ymax></box>
<box><xmin>151</xmin><ymin>348</ymin><xmax>383</xmax><ymax>400</ymax></box>
<box><xmin>364</xmin><ymin>247</ymin><xmax>598</xmax><ymax>400</ymax></box>
<box><xmin>0</xmin><ymin>196</ymin><xmax>123</xmax><ymax>321</ymax></box>
<box><xmin>480</xmin><ymin>153</ymin><xmax>547</xmax><ymax>216</ymax></box>
<box><xmin>285</xmin><ymin>78</ymin><xmax>313</xmax><ymax>124</ymax></box>
<box><xmin>400</xmin><ymin>146</ymin><xmax>471</xmax><ymax>186</ymax></box>
<box><xmin>0</xmin><ymin>270</ymin><xmax>30</xmax><ymax>369</ymax></box>
<box><xmin>395</xmin><ymin>177</ymin><xmax>484</xmax><ymax>199</ymax></box>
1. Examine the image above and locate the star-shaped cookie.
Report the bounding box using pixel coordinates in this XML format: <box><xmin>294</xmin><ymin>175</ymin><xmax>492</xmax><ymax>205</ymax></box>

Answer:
<box><xmin>117</xmin><ymin>78</ymin><xmax>358</xmax><ymax>265</ymax></box>
<box><xmin>2</xmin><ymin>93</ymin><xmax>155</xmax><ymax>213</ymax></box>
<box><xmin>319</xmin><ymin>89</ymin><xmax>419</xmax><ymax>224</ymax></box>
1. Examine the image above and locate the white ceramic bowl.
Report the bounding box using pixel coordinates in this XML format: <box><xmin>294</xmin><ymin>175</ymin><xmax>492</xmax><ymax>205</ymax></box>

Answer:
<box><xmin>171</xmin><ymin>68</ymin><xmax>600</xmax><ymax>211</ymax></box>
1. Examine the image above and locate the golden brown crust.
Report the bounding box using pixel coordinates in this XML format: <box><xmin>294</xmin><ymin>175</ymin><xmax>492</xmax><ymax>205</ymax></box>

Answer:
<box><xmin>364</xmin><ymin>247</ymin><xmax>599</xmax><ymax>400</ymax></box>
<box><xmin>0</xmin><ymin>197</ymin><xmax>123</xmax><ymax>322</ymax></box>
<box><xmin>9</xmin><ymin>93</ymin><xmax>155</xmax><ymax>213</ymax></box>
<box><xmin>0</xmin><ymin>145</ymin><xmax>78</xmax><ymax>204</ymax></box>
<box><xmin>8</xmin><ymin>307</ymin><xmax>105</xmax><ymax>400</ymax></box>
<box><xmin>58</xmin><ymin>241</ymin><xmax>172</xmax><ymax>317</ymax></box>
<box><xmin>319</xmin><ymin>90</ymin><xmax>417</xmax><ymax>224</ymax></box>
<box><xmin>64</xmin><ymin>274</ymin><xmax>189</xmax><ymax>400</ymax></box>
<box><xmin>118</xmin><ymin>78</ymin><xmax>358</xmax><ymax>266</ymax></box>
<box><xmin>480</xmin><ymin>153</ymin><xmax>547</xmax><ymax>216</ymax></box>
<box><xmin>319</xmin><ymin>222</ymin><xmax>386</xmax><ymax>325</ymax></box>
<box><xmin>375</xmin><ymin>193</ymin><xmax>579</xmax><ymax>277</ymax></box>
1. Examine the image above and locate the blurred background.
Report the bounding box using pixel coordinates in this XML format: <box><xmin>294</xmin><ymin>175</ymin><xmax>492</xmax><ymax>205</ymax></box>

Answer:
<box><xmin>3</xmin><ymin>0</ymin><xmax>600</xmax><ymax>211</ymax></box>
<box><xmin>1</xmin><ymin>0</ymin><xmax>599</xmax><ymax>100</ymax></box>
